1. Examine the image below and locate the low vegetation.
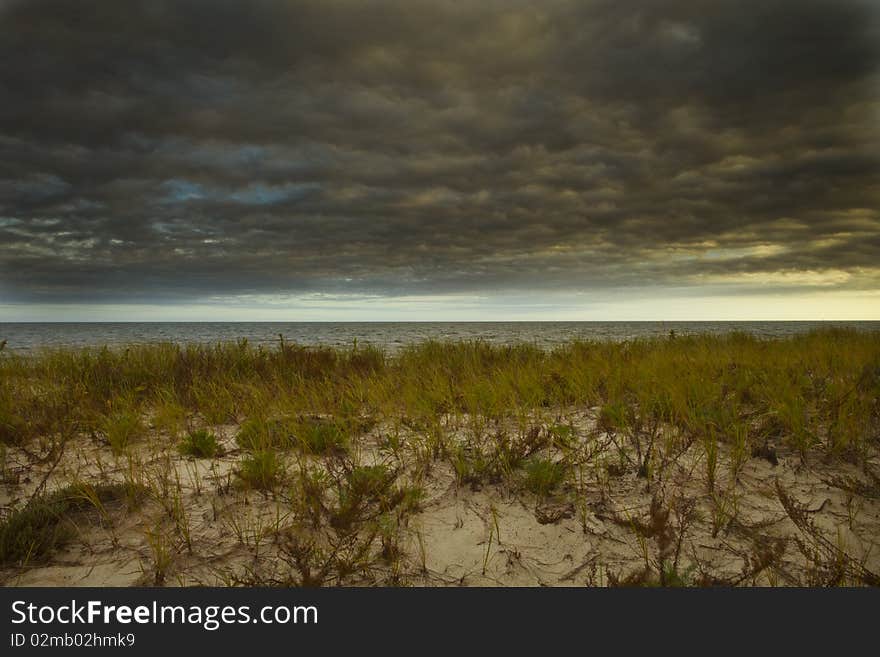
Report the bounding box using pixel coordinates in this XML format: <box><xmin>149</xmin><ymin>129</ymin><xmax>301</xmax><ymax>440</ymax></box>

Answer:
<box><xmin>178</xmin><ymin>429</ymin><xmax>223</xmax><ymax>458</ymax></box>
<box><xmin>0</xmin><ymin>329</ymin><xmax>877</xmax><ymax>586</ymax></box>
<box><xmin>0</xmin><ymin>482</ymin><xmax>146</xmax><ymax>567</ymax></box>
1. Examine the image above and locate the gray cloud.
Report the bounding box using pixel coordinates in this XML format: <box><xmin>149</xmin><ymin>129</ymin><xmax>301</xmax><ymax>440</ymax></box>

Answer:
<box><xmin>0</xmin><ymin>0</ymin><xmax>878</xmax><ymax>304</ymax></box>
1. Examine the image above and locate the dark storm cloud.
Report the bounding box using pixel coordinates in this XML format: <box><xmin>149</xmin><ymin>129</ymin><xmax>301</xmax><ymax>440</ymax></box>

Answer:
<box><xmin>0</xmin><ymin>0</ymin><xmax>878</xmax><ymax>303</ymax></box>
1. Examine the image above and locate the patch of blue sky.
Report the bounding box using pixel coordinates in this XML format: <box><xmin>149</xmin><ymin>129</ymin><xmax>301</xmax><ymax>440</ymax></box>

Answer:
<box><xmin>229</xmin><ymin>182</ymin><xmax>320</xmax><ymax>205</ymax></box>
<box><xmin>161</xmin><ymin>179</ymin><xmax>206</xmax><ymax>203</ymax></box>
<box><xmin>161</xmin><ymin>178</ymin><xmax>319</xmax><ymax>206</ymax></box>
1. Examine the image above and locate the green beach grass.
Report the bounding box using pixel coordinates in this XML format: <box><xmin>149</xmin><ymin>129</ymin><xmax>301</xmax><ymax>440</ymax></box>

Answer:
<box><xmin>1</xmin><ymin>329</ymin><xmax>876</xmax><ymax>461</ymax></box>
<box><xmin>0</xmin><ymin>329</ymin><xmax>878</xmax><ymax>586</ymax></box>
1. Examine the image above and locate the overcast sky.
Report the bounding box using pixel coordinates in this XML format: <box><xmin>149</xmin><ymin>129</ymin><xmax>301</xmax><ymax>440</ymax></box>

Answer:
<box><xmin>1</xmin><ymin>0</ymin><xmax>878</xmax><ymax>321</ymax></box>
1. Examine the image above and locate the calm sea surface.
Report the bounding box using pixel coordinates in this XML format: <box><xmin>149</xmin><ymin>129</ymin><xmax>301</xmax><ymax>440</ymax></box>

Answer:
<box><xmin>1</xmin><ymin>322</ymin><xmax>878</xmax><ymax>354</ymax></box>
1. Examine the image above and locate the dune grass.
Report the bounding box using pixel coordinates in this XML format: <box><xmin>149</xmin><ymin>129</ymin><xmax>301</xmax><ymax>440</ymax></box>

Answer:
<box><xmin>0</xmin><ymin>329</ymin><xmax>875</xmax><ymax>464</ymax></box>
<box><xmin>237</xmin><ymin>450</ymin><xmax>284</xmax><ymax>490</ymax></box>
<box><xmin>1</xmin><ymin>329</ymin><xmax>879</xmax><ymax>586</ymax></box>
<box><xmin>178</xmin><ymin>429</ymin><xmax>223</xmax><ymax>458</ymax></box>
<box><xmin>523</xmin><ymin>457</ymin><xmax>568</xmax><ymax>497</ymax></box>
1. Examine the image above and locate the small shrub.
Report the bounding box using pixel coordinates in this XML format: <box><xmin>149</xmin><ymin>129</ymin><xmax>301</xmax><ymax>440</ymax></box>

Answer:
<box><xmin>0</xmin><ymin>482</ymin><xmax>146</xmax><ymax>566</ymax></box>
<box><xmin>0</xmin><ymin>491</ymin><xmax>72</xmax><ymax>566</ymax></box>
<box><xmin>0</xmin><ymin>407</ymin><xmax>25</xmax><ymax>446</ymax></box>
<box><xmin>331</xmin><ymin>465</ymin><xmax>398</xmax><ymax>531</ymax></box>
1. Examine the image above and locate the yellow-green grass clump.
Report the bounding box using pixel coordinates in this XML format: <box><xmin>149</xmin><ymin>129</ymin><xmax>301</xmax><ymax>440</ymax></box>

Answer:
<box><xmin>235</xmin><ymin>417</ymin><xmax>295</xmax><ymax>451</ymax></box>
<box><xmin>297</xmin><ymin>418</ymin><xmax>349</xmax><ymax>455</ymax></box>
<box><xmin>101</xmin><ymin>409</ymin><xmax>146</xmax><ymax>453</ymax></box>
<box><xmin>523</xmin><ymin>457</ymin><xmax>568</xmax><ymax>497</ymax></box>
<box><xmin>178</xmin><ymin>429</ymin><xmax>223</xmax><ymax>458</ymax></box>
<box><xmin>236</xmin><ymin>450</ymin><xmax>285</xmax><ymax>491</ymax></box>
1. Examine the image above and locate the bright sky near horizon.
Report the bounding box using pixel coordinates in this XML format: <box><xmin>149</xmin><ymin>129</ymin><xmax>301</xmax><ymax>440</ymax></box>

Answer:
<box><xmin>2</xmin><ymin>289</ymin><xmax>878</xmax><ymax>322</ymax></box>
<box><xmin>1</xmin><ymin>1</ymin><xmax>878</xmax><ymax>321</ymax></box>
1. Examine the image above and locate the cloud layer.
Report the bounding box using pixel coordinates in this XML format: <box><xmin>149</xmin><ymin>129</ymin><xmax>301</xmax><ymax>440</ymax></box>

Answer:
<box><xmin>1</xmin><ymin>0</ymin><xmax>878</xmax><ymax>309</ymax></box>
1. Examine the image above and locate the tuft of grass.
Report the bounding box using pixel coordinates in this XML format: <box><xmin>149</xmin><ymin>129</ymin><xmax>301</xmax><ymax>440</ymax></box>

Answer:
<box><xmin>152</xmin><ymin>398</ymin><xmax>187</xmax><ymax>438</ymax></box>
<box><xmin>235</xmin><ymin>417</ymin><xmax>294</xmax><ymax>451</ymax></box>
<box><xmin>547</xmin><ymin>423</ymin><xmax>576</xmax><ymax>448</ymax></box>
<box><xmin>237</xmin><ymin>450</ymin><xmax>284</xmax><ymax>491</ymax></box>
<box><xmin>144</xmin><ymin>523</ymin><xmax>174</xmax><ymax>586</ymax></box>
<box><xmin>0</xmin><ymin>482</ymin><xmax>146</xmax><ymax>567</ymax></box>
<box><xmin>297</xmin><ymin>418</ymin><xmax>349</xmax><ymax>455</ymax></box>
<box><xmin>523</xmin><ymin>457</ymin><xmax>567</xmax><ymax>497</ymax></box>
<box><xmin>178</xmin><ymin>429</ymin><xmax>223</xmax><ymax>458</ymax></box>
<box><xmin>102</xmin><ymin>410</ymin><xmax>146</xmax><ymax>453</ymax></box>
<box><xmin>346</xmin><ymin>464</ymin><xmax>394</xmax><ymax>499</ymax></box>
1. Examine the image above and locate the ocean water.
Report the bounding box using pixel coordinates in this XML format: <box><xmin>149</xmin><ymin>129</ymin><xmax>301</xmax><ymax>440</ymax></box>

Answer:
<box><xmin>0</xmin><ymin>321</ymin><xmax>878</xmax><ymax>354</ymax></box>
